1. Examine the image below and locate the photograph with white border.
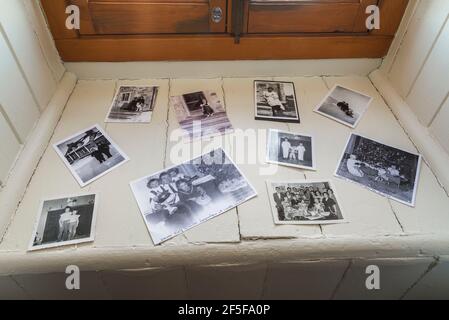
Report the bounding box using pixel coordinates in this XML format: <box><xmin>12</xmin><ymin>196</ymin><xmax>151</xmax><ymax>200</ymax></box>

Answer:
<box><xmin>335</xmin><ymin>133</ymin><xmax>422</xmax><ymax>207</ymax></box>
<box><xmin>266</xmin><ymin>129</ymin><xmax>315</xmax><ymax>171</ymax></box>
<box><xmin>130</xmin><ymin>148</ymin><xmax>257</xmax><ymax>245</ymax></box>
<box><xmin>53</xmin><ymin>124</ymin><xmax>129</xmax><ymax>187</ymax></box>
<box><xmin>254</xmin><ymin>80</ymin><xmax>300</xmax><ymax>123</ymax></box>
<box><xmin>105</xmin><ymin>85</ymin><xmax>159</xmax><ymax>123</ymax></box>
<box><xmin>314</xmin><ymin>85</ymin><xmax>372</xmax><ymax>128</ymax></box>
<box><xmin>28</xmin><ymin>193</ymin><xmax>98</xmax><ymax>251</ymax></box>
<box><xmin>267</xmin><ymin>180</ymin><xmax>346</xmax><ymax>225</ymax></box>
<box><xmin>169</xmin><ymin>90</ymin><xmax>233</xmax><ymax>140</ymax></box>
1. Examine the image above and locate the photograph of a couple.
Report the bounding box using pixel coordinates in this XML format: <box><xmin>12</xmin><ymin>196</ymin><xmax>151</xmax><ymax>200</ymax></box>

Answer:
<box><xmin>267</xmin><ymin>181</ymin><xmax>346</xmax><ymax>225</ymax></box>
<box><xmin>53</xmin><ymin>125</ymin><xmax>129</xmax><ymax>187</ymax></box>
<box><xmin>170</xmin><ymin>90</ymin><xmax>233</xmax><ymax>140</ymax></box>
<box><xmin>130</xmin><ymin>148</ymin><xmax>256</xmax><ymax>244</ymax></box>
<box><xmin>266</xmin><ymin>129</ymin><xmax>315</xmax><ymax>170</ymax></box>
<box><xmin>29</xmin><ymin>194</ymin><xmax>97</xmax><ymax>251</ymax></box>
<box><xmin>335</xmin><ymin>134</ymin><xmax>422</xmax><ymax>206</ymax></box>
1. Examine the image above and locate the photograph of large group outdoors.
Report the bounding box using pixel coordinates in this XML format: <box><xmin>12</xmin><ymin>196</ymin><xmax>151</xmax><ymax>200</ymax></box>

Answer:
<box><xmin>53</xmin><ymin>125</ymin><xmax>129</xmax><ymax>187</ymax></box>
<box><xmin>105</xmin><ymin>85</ymin><xmax>159</xmax><ymax>123</ymax></box>
<box><xmin>130</xmin><ymin>148</ymin><xmax>256</xmax><ymax>244</ymax></box>
<box><xmin>266</xmin><ymin>129</ymin><xmax>315</xmax><ymax>170</ymax></box>
<box><xmin>315</xmin><ymin>85</ymin><xmax>372</xmax><ymax>128</ymax></box>
<box><xmin>170</xmin><ymin>90</ymin><xmax>234</xmax><ymax>140</ymax></box>
<box><xmin>254</xmin><ymin>80</ymin><xmax>300</xmax><ymax>123</ymax></box>
<box><xmin>29</xmin><ymin>194</ymin><xmax>97</xmax><ymax>251</ymax></box>
<box><xmin>267</xmin><ymin>181</ymin><xmax>345</xmax><ymax>225</ymax></box>
<box><xmin>335</xmin><ymin>134</ymin><xmax>422</xmax><ymax>206</ymax></box>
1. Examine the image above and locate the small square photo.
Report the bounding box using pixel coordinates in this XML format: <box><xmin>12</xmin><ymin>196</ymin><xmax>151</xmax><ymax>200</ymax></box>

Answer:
<box><xmin>267</xmin><ymin>181</ymin><xmax>346</xmax><ymax>225</ymax></box>
<box><xmin>29</xmin><ymin>194</ymin><xmax>98</xmax><ymax>251</ymax></box>
<box><xmin>255</xmin><ymin>80</ymin><xmax>300</xmax><ymax>123</ymax></box>
<box><xmin>266</xmin><ymin>129</ymin><xmax>315</xmax><ymax>170</ymax></box>
<box><xmin>315</xmin><ymin>85</ymin><xmax>372</xmax><ymax>128</ymax></box>
<box><xmin>105</xmin><ymin>85</ymin><xmax>159</xmax><ymax>123</ymax></box>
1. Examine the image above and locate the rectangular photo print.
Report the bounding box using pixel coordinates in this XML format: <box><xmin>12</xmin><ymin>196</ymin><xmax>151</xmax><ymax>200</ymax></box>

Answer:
<box><xmin>105</xmin><ymin>85</ymin><xmax>159</xmax><ymax>123</ymax></box>
<box><xmin>170</xmin><ymin>90</ymin><xmax>234</xmax><ymax>140</ymax></box>
<box><xmin>315</xmin><ymin>85</ymin><xmax>372</xmax><ymax>128</ymax></box>
<box><xmin>335</xmin><ymin>134</ymin><xmax>422</xmax><ymax>207</ymax></box>
<box><xmin>267</xmin><ymin>181</ymin><xmax>346</xmax><ymax>225</ymax></box>
<box><xmin>266</xmin><ymin>129</ymin><xmax>315</xmax><ymax>170</ymax></box>
<box><xmin>255</xmin><ymin>80</ymin><xmax>300</xmax><ymax>123</ymax></box>
<box><xmin>53</xmin><ymin>125</ymin><xmax>129</xmax><ymax>187</ymax></box>
<box><xmin>29</xmin><ymin>194</ymin><xmax>98</xmax><ymax>251</ymax></box>
<box><xmin>130</xmin><ymin>148</ymin><xmax>257</xmax><ymax>245</ymax></box>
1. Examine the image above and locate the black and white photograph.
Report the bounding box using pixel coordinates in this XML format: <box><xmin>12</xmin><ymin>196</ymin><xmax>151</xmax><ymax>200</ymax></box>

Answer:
<box><xmin>53</xmin><ymin>125</ymin><xmax>129</xmax><ymax>187</ymax></box>
<box><xmin>315</xmin><ymin>85</ymin><xmax>373</xmax><ymax>128</ymax></box>
<box><xmin>266</xmin><ymin>129</ymin><xmax>315</xmax><ymax>170</ymax></box>
<box><xmin>28</xmin><ymin>194</ymin><xmax>98</xmax><ymax>251</ymax></box>
<box><xmin>130</xmin><ymin>148</ymin><xmax>257</xmax><ymax>245</ymax></box>
<box><xmin>267</xmin><ymin>181</ymin><xmax>346</xmax><ymax>225</ymax></box>
<box><xmin>105</xmin><ymin>85</ymin><xmax>159</xmax><ymax>123</ymax></box>
<box><xmin>254</xmin><ymin>80</ymin><xmax>300</xmax><ymax>123</ymax></box>
<box><xmin>335</xmin><ymin>134</ymin><xmax>422</xmax><ymax>206</ymax></box>
<box><xmin>170</xmin><ymin>90</ymin><xmax>234</xmax><ymax>140</ymax></box>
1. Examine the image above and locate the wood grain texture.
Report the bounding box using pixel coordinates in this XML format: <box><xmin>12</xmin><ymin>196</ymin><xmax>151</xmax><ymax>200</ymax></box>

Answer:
<box><xmin>372</xmin><ymin>0</ymin><xmax>409</xmax><ymax>35</ymax></box>
<box><xmin>40</xmin><ymin>0</ymin><xmax>79</xmax><ymax>39</ymax></box>
<box><xmin>55</xmin><ymin>34</ymin><xmax>393</xmax><ymax>61</ymax></box>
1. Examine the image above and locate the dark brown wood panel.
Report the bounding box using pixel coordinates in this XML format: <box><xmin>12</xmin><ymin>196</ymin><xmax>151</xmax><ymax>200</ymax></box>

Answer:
<box><xmin>247</xmin><ymin>0</ymin><xmax>364</xmax><ymax>33</ymax></box>
<box><xmin>55</xmin><ymin>34</ymin><xmax>393</xmax><ymax>61</ymax></box>
<box><xmin>83</xmin><ymin>0</ymin><xmax>226</xmax><ymax>35</ymax></box>
<box><xmin>41</xmin><ymin>0</ymin><xmax>79</xmax><ymax>39</ymax></box>
<box><xmin>371</xmin><ymin>0</ymin><xmax>409</xmax><ymax>35</ymax></box>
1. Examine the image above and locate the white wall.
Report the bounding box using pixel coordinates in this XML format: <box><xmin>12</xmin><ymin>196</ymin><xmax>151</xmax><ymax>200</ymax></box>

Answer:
<box><xmin>381</xmin><ymin>0</ymin><xmax>449</xmax><ymax>155</ymax></box>
<box><xmin>0</xmin><ymin>0</ymin><xmax>64</xmax><ymax>187</ymax></box>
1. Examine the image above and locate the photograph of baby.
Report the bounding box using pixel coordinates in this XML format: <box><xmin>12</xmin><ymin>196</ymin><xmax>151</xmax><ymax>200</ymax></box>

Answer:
<box><xmin>335</xmin><ymin>134</ymin><xmax>422</xmax><ymax>206</ymax></box>
<box><xmin>29</xmin><ymin>194</ymin><xmax>97</xmax><ymax>251</ymax></box>
<box><xmin>130</xmin><ymin>148</ymin><xmax>257</xmax><ymax>245</ymax></box>
<box><xmin>53</xmin><ymin>125</ymin><xmax>129</xmax><ymax>187</ymax></box>
<box><xmin>105</xmin><ymin>85</ymin><xmax>159</xmax><ymax>123</ymax></box>
<box><xmin>315</xmin><ymin>85</ymin><xmax>373</xmax><ymax>128</ymax></box>
<box><xmin>266</xmin><ymin>129</ymin><xmax>315</xmax><ymax>170</ymax></box>
<box><xmin>170</xmin><ymin>90</ymin><xmax>234</xmax><ymax>140</ymax></box>
<box><xmin>255</xmin><ymin>80</ymin><xmax>300</xmax><ymax>123</ymax></box>
<box><xmin>267</xmin><ymin>181</ymin><xmax>346</xmax><ymax>225</ymax></box>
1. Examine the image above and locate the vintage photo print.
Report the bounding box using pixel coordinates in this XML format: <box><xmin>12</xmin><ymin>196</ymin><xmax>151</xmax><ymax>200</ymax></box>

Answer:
<box><xmin>267</xmin><ymin>181</ymin><xmax>346</xmax><ymax>225</ymax></box>
<box><xmin>130</xmin><ymin>148</ymin><xmax>257</xmax><ymax>245</ymax></box>
<box><xmin>105</xmin><ymin>85</ymin><xmax>159</xmax><ymax>123</ymax></box>
<box><xmin>53</xmin><ymin>125</ymin><xmax>129</xmax><ymax>187</ymax></box>
<box><xmin>170</xmin><ymin>91</ymin><xmax>234</xmax><ymax>140</ymax></box>
<box><xmin>28</xmin><ymin>194</ymin><xmax>98</xmax><ymax>251</ymax></box>
<box><xmin>266</xmin><ymin>129</ymin><xmax>315</xmax><ymax>170</ymax></box>
<box><xmin>335</xmin><ymin>134</ymin><xmax>422</xmax><ymax>206</ymax></box>
<box><xmin>315</xmin><ymin>85</ymin><xmax>373</xmax><ymax>128</ymax></box>
<box><xmin>254</xmin><ymin>80</ymin><xmax>300</xmax><ymax>123</ymax></box>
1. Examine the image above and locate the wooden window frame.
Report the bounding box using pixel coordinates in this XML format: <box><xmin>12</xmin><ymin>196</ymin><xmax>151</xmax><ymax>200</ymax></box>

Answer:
<box><xmin>41</xmin><ymin>0</ymin><xmax>409</xmax><ymax>62</ymax></box>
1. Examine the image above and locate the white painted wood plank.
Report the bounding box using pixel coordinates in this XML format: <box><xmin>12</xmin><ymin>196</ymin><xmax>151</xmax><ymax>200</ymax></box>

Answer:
<box><xmin>406</xmin><ymin>18</ymin><xmax>449</xmax><ymax>126</ymax></box>
<box><xmin>334</xmin><ymin>258</ymin><xmax>433</xmax><ymax>300</ymax></box>
<box><xmin>13</xmin><ymin>272</ymin><xmax>110</xmax><ymax>300</ymax></box>
<box><xmin>430</xmin><ymin>95</ymin><xmax>449</xmax><ymax>154</ymax></box>
<box><xmin>0</xmin><ymin>28</ymin><xmax>40</xmax><ymax>142</ymax></box>
<box><xmin>263</xmin><ymin>260</ymin><xmax>349</xmax><ymax>300</ymax></box>
<box><xmin>100</xmin><ymin>268</ymin><xmax>187</xmax><ymax>299</ymax></box>
<box><xmin>0</xmin><ymin>81</ymin><xmax>116</xmax><ymax>251</ymax></box>
<box><xmin>0</xmin><ymin>111</ymin><xmax>21</xmax><ymax>185</ymax></box>
<box><xmin>21</xmin><ymin>0</ymin><xmax>65</xmax><ymax>82</ymax></box>
<box><xmin>388</xmin><ymin>0</ymin><xmax>449</xmax><ymax>98</ymax></box>
<box><xmin>166</xmin><ymin>79</ymin><xmax>240</xmax><ymax>244</ymax></box>
<box><xmin>223</xmin><ymin>77</ymin><xmax>321</xmax><ymax>239</ymax></box>
<box><xmin>0</xmin><ymin>276</ymin><xmax>28</xmax><ymax>300</ymax></box>
<box><xmin>186</xmin><ymin>264</ymin><xmax>266</xmax><ymax>299</ymax></box>
<box><xmin>0</xmin><ymin>0</ymin><xmax>57</xmax><ymax>109</ymax></box>
<box><xmin>404</xmin><ymin>256</ymin><xmax>449</xmax><ymax>299</ymax></box>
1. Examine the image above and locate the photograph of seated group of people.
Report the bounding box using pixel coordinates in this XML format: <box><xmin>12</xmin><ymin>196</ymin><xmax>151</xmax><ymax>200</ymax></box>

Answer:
<box><xmin>271</xmin><ymin>182</ymin><xmax>344</xmax><ymax>223</ymax></box>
